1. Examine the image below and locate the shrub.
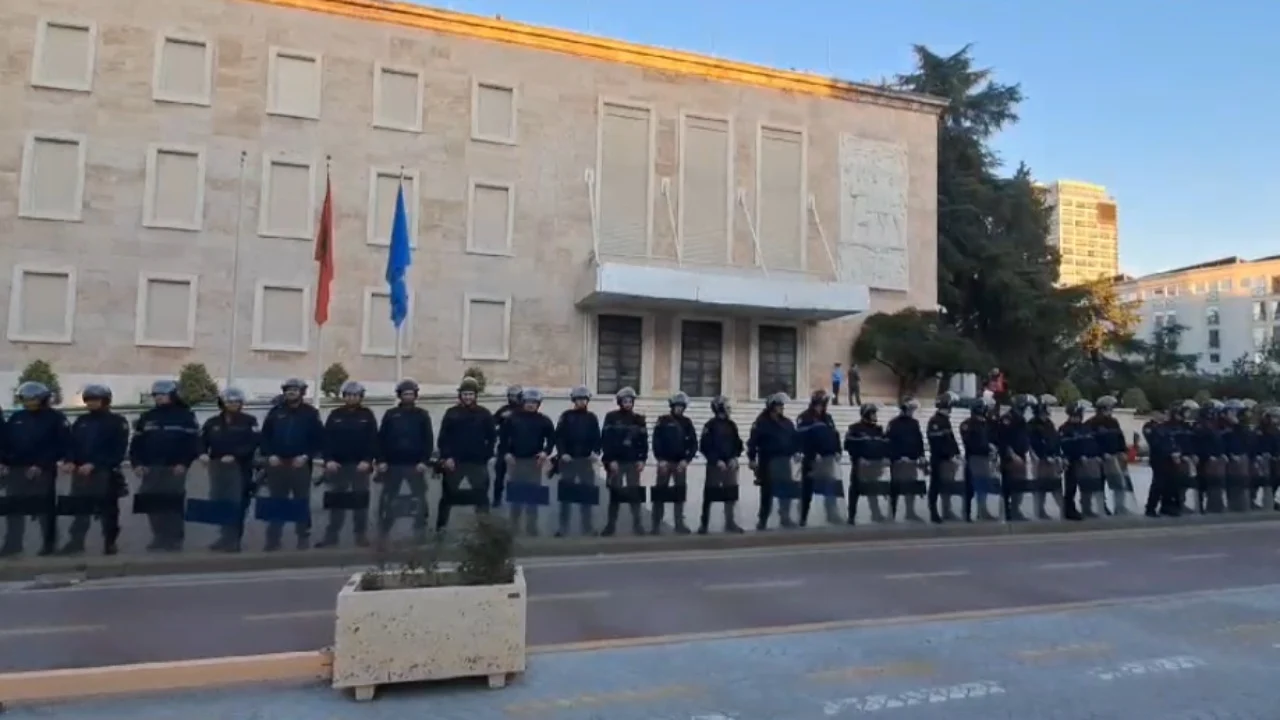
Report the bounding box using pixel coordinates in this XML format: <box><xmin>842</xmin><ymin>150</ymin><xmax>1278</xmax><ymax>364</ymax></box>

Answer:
<box><xmin>321</xmin><ymin>363</ymin><xmax>350</xmax><ymax>398</ymax></box>
<box><xmin>17</xmin><ymin>359</ymin><xmax>62</xmax><ymax>405</ymax></box>
<box><xmin>1119</xmin><ymin>387</ymin><xmax>1151</xmax><ymax>414</ymax></box>
<box><xmin>1193</xmin><ymin>389</ymin><xmax>1213</xmax><ymax>406</ymax></box>
<box><xmin>462</xmin><ymin>365</ymin><xmax>488</xmax><ymax>393</ymax></box>
<box><xmin>456</xmin><ymin>514</ymin><xmax>515</xmax><ymax>586</ymax></box>
<box><xmin>177</xmin><ymin>363</ymin><xmax>219</xmax><ymax>405</ymax></box>
<box><xmin>1053</xmin><ymin>378</ymin><xmax>1081</xmax><ymax>406</ymax></box>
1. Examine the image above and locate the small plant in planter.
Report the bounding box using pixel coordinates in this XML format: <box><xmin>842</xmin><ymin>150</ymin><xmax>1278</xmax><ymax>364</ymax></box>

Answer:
<box><xmin>332</xmin><ymin>515</ymin><xmax>525</xmax><ymax>701</ymax></box>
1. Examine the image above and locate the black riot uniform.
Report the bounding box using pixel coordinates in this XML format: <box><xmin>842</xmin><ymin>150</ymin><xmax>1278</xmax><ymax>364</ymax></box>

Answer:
<box><xmin>317</xmin><ymin>383</ymin><xmax>377</xmax><ymax>548</ymax></box>
<box><xmin>130</xmin><ymin>381</ymin><xmax>201</xmax><ymax>551</ymax></box>
<box><xmin>491</xmin><ymin>386</ymin><xmax>523</xmax><ymax>508</ymax></box>
<box><xmin>796</xmin><ymin>391</ymin><xmax>842</xmax><ymax>527</ymax></box>
<box><xmin>1</xmin><ymin>383</ymin><xmax>71</xmax><ymax>556</ymax></box>
<box><xmin>845</xmin><ymin>404</ymin><xmax>888</xmax><ymax>524</ymax></box>
<box><xmin>748</xmin><ymin>395</ymin><xmax>799</xmax><ymax>530</ymax></box>
<box><xmin>554</xmin><ymin>385</ymin><xmax>601</xmax><ymax>537</ymax></box>
<box><xmin>1255</xmin><ymin>410</ymin><xmax>1280</xmax><ymax>510</ymax></box>
<box><xmin>651</xmin><ymin>393</ymin><xmax>698</xmax><ymax>534</ymax></box>
<box><xmin>1192</xmin><ymin>405</ymin><xmax>1227</xmax><ymax>513</ymax></box>
<box><xmin>699</xmin><ymin>397</ymin><xmax>744</xmax><ymax>534</ymax></box>
<box><xmin>1143</xmin><ymin>412</ymin><xmax>1179</xmax><ymax>517</ymax></box>
<box><xmin>377</xmin><ymin>379</ymin><xmax>435</xmax><ymax>540</ymax></box>
<box><xmin>1028</xmin><ymin>400</ymin><xmax>1063</xmax><ymax>520</ymax></box>
<box><xmin>436</xmin><ymin>378</ymin><xmax>496</xmax><ymax>531</ymax></box>
<box><xmin>259</xmin><ymin>379</ymin><xmax>323</xmax><ymax>550</ymax></box>
<box><xmin>885</xmin><ymin>400</ymin><xmax>926</xmax><ymax>522</ymax></box>
<box><xmin>499</xmin><ymin>388</ymin><xmax>555</xmax><ymax>536</ymax></box>
<box><xmin>62</xmin><ymin>385</ymin><xmax>130</xmax><ymax>555</ymax></box>
<box><xmin>199</xmin><ymin>389</ymin><xmax>259</xmax><ymax>552</ymax></box>
<box><xmin>1058</xmin><ymin>403</ymin><xmax>1096</xmax><ymax>520</ymax></box>
<box><xmin>926</xmin><ymin>395</ymin><xmax>961</xmax><ymax>523</ymax></box>
<box><xmin>996</xmin><ymin>398</ymin><xmax>1033</xmax><ymax>521</ymax></box>
<box><xmin>1221</xmin><ymin>402</ymin><xmax>1255</xmax><ymax>512</ymax></box>
<box><xmin>600</xmin><ymin>388</ymin><xmax>648</xmax><ymax>537</ymax></box>
<box><xmin>960</xmin><ymin>404</ymin><xmax>996</xmax><ymax>521</ymax></box>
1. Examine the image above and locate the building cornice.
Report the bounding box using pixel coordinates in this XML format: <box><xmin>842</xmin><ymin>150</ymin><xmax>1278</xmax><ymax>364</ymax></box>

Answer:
<box><xmin>246</xmin><ymin>0</ymin><xmax>949</xmax><ymax>116</ymax></box>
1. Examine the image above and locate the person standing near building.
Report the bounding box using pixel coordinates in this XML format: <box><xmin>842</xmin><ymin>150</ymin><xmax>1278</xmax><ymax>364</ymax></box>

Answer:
<box><xmin>600</xmin><ymin>387</ymin><xmax>648</xmax><ymax>537</ymax></box>
<box><xmin>130</xmin><ymin>380</ymin><xmax>200</xmax><ymax>552</ymax></box>
<box><xmin>260</xmin><ymin>378</ymin><xmax>324</xmax><ymax>551</ymax></box>
<box><xmin>2</xmin><ymin>382</ymin><xmax>71</xmax><ymax>557</ymax></box>
<box><xmin>848</xmin><ymin>364</ymin><xmax>862</xmax><ymax>406</ymax></box>
<box><xmin>316</xmin><ymin>382</ymin><xmax>377</xmax><ymax>548</ymax></box>
<box><xmin>61</xmin><ymin>384</ymin><xmax>129</xmax><ymax>556</ymax></box>
<box><xmin>491</xmin><ymin>385</ymin><xmax>523</xmax><ymax>509</ymax></box>
<box><xmin>553</xmin><ymin>385</ymin><xmax>601</xmax><ymax>537</ymax></box>
<box><xmin>831</xmin><ymin>363</ymin><xmax>844</xmax><ymax>405</ymax></box>
<box><xmin>198</xmin><ymin>387</ymin><xmax>259</xmax><ymax>552</ymax></box>
<box><xmin>436</xmin><ymin>377</ymin><xmax>496</xmax><ymax>532</ymax></box>
<box><xmin>375</xmin><ymin>379</ymin><xmax>434</xmax><ymax>542</ymax></box>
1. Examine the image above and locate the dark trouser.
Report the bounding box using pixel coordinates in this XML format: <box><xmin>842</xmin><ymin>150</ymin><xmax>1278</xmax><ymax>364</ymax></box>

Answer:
<box><xmin>3</xmin><ymin>467</ymin><xmax>57</xmax><ymax>553</ymax></box>
<box><xmin>507</xmin><ymin>458</ymin><xmax>543</xmax><ymax>535</ymax></box>
<box><xmin>438</xmin><ymin>462</ymin><xmax>491</xmax><ymax>531</ymax></box>
<box><xmin>141</xmin><ymin>466</ymin><xmax>187</xmax><ymax>548</ymax></box>
<box><xmin>493</xmin><ymin>456</ymin><xmax>508</xmax><ymax>507</ymax></box>
<box><xmin>653</xmin><ymin>463</ymin><xmax>688</xmax><ymax>531</ymax></box>
<box><xmin>701</xmin><ymin>463</ymin><xmax>740</xmax><ymax>530</ymax></box>
<box><xmin>963</xmin><ymin>456</ymin><xmax>995</xmax><ymax>520</ymax></box>
<box><xmin>321</xmin><ymin>464</ymin><xmax>371</xmax><ymax>543</ymax></box>
<box><xmin>928</xmin><ymin>458</ymin><xmax>961</xmax><ymax>520</ymax></box>
<box><xmin>605</xmin><ymin>462</ymin><xmax>644</xmax><ymax>533</ymax></box>
<box><xmin>800</xmin><ymin>457</ymin><xmax>840</xmax><ymax>524</ymax></box>
<box><xmin>65</xmin><ymin>468</ymin><xmax>121</xmax><ymax>549</ymax></box>
<box><xmin>1146</xmin><ymin>459</ymin><xmax>1178</xmax><ymax>514</ymax></box>
<box><xmin>1197</xmin><ymin>458</ymin><xmax>1226</xmax><ymax>513</ymax></box>
<box><xmin>848</xmin><ymin>459</ymin><xmax>887</xmax><ymax>523</ymax></box>
<box><xmin>264</xmin><ymin>464</ymin><xmax>312</xmax><ymax>546</ymax></box>
<box><xmin>889</xmin><ymin>459</ymin><xmax>923</xmax><ymax>520</ymax></box>
<box><xmin>1032</xmin><ymin>458</ymin><xmax>1063</xmax><ymax>519</ymax></box>
<box><xmin>757</xmin><ymin>456</ymin><xmax>795</xmax><ymax>527</ymax></box>
<box><xmin>1000</xmin><ymin>456</ymin><xmax>1027</xmax><ymax>520</ymax></box>
<box><xmin>377</xmin><ymin>465</ymin><xmax>427</xmax><ymax>536</ymax></box>
<box><xmin>831</xmin><ymin>381</ymin><xmax>841</xmax><ymax>404</ymax></box>
<box><xmin>850</xmin><ymin>386</ymin><xmax>861</xmax><ymax>406</ymax></box>
<box><xmin>557</xmin><ymin>458</ymin><xmax>596</xmax><ymax>535</ymax></box>
<box><xmin>1226</xmin><ymin>456</ymin><xmax>1251</xmax><ymax>512</ymax></box>
<box><xmin>207</xmin><ymin>461</ymin><xmax>249</xmax><ymax>548</ymax></box>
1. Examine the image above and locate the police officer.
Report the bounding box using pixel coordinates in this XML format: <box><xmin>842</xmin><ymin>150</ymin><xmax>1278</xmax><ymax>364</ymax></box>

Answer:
<box><xmin>499</xmin><ymin>388</ymin><xmax>555</xmax><ymax>536</ymax></box>
<box><xmin>0</xmin><ymin>382</ymin><xmax>69</xmax><ymax>556</ymax></box>
<box><xmin>376</xmin><ymin>379</ymin><xmax>434</xmax><ymax>542</ymax></box>
<box><xmin>845</xmin><ymin>403</ymin><xmax>888</xmax><ymax>524</ymax></box>
<box><xmin>197</xmin><ymin>388</ymin><xmax>259</xmax><ymax>553</ymax></box>
<box><xmin>60</xmin><ymin>384</ymin><xmax>129</xmax><ymax>556</ymax></box>
<box><xmin>1193</xmin><ymin>401</ymin><xmax>1227</xmax><ymax>513</ymax></box>
<box><xmin>437</xmin><ymin>377</ymin><xmax>496</xmax><ymax>532</ymax></box>
<box><xmin>1253</xmin><ymin>407</ymin><xmax>1279</xmax><ymax>510</ymax></box>
<box><xmin>259</xmin><ymin>378</ymin><xmax>323</xmax><ymax>551</ymax></box>
<box><xmin>553</xmin><ymin>385</ymin><xmax>601</xmax><ymax>537</ymax></box>
<box><xmin>491</xmin><ymin>385</ymin><xmax>523</xmax><ymax>509</ymax></box>
<box><xmin>797</xmin><ymin>390</ymin><xmax>842</xmax><ymax>527</ymax></box>
<box><xmin>886</xmin><ymin>397</ymin><xmax>926</xmax><ymax>522</ymax></box>
<box><xmin>129</xmin><ymin>380</ymin><xmax>200</xmax><ymax>551</ymax></box>
<box><xmin>749</xmin><ymin>393</ymin><xmax>800</xmax><ymax>530</ymax></box>
<box><xmin>1086</xmin><ymin>396</ymin><xmax>1128</xmax><ymax>515</ymax></box>
<box><xmin>699</xmin><ymin>396</ymin><xmax>744</xmax><ymax>534</ymax></box>
<box><xmin>1028</xmin><ymin>394</ymin><xmax>1063</xmax><ymax>520</ymax></box>
<box><xmin>996</xmin><ymin>395</ymin><xmax>1034</xmax><ymax>521</ymax></box>
<box><xmin>1143</xmin><ymin>408</ymin><xmax>1178</xmax><ymax>518</ymax></box>
<box><xmin>1059</xmin><ymin>399</ymin><xmax>1097</xmax><ymax>520</ymax></box>
<box><xmin>1222</xmin><ymin>399</ymin><xmax>1254</xmax><ymax>512</ymax></box>
<box><xmin>651</xmin><ymin>393</ymin><xmax>697</xmax><ymax>535</ymax></box>
<box><xmin>960</xmin><ymin>398</ymin><xmax>997</xmax><ymax>522</ymax></box>
<box><xmin>926</xmin><ymin>392</ymin><xmax>962</xmax><ymax>523</ymax></box>
<box><xmin>317</xmin><ymin>382</ymin><xmax>377</xmax><ymax>548</ymax></box>
<box><xmin>601</xmin><ymin>387</ymin><xmax>648</xmax><ymax>537</ymax></box>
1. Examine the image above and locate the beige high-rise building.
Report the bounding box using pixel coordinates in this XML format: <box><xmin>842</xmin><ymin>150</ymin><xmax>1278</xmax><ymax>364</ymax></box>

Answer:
<box><xmin>0</xmin><ymin>0</ymin><xmax>942</xmax><ymax>403</ymax></box>
<box><xmin>1040</xmin><ymin>180</ymin><xmax>1119</xmax><ymax>286</ymax></box>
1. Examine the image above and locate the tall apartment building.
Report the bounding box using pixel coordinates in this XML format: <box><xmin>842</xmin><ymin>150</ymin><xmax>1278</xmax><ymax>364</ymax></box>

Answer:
<box><xmin>1114</xmin><ymin>256</ymin><xmax>1280</xmax><ymax>373</ymax></box>
<box><xmin>1040</xmin><ymin>180</ymin><xmax>1120</xmax><ymax>286</ymax></box>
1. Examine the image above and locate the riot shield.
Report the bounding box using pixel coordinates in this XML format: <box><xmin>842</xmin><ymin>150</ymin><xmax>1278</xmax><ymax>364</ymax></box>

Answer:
<box><xmin>1001</xmin><ymin>455</ymin><xmax>1031</xmax><ymax>521</ymax></box>
<box><xmin>1101</xmin><ymin>453</ymin><xmax>1136</xmax><ymax>516</ymax></box>
<box><xmin>1177</xmin><ymin>454</ymin><xmax>1198</xmax><ymax>513</ymax></box>
<box><xmin>766</xmin><ymin>456</ymin><xmax>800</xmax><ymax>527</ymax></box>
<box><xmin>1225</xmin><ymin>454</ymin><xmax>1252</xmax><ymax>513</ymax></box>
<box><xmin>1031</xmin><ymin>456</ymin><xmax>1065</xmax><ymax>520</ymax></box>
<box><xmin>375</xmin><ymin>464</ymin><xmax>430</xmax><ymax>545</ymax></box>
<box><xmin>965</xmin><ymin>456</ymin><xmax>999</xmax><ymax>521</ymax></box>
<box><xmin>506</xmin><ymin>458</ymin><xmax>549</xmax><ymax>536</ymax></box>
<box><xmin>555</xmin><ymin>457</ymin><xmax>600</xmax><ymax>537</ymax></box>
<box><xmin>702</xmin><ymin>462</ymin><xmax>742</xmax><ymax>533</ymax></box>
<box><xmin>314</xmin><ymin>464</ymin><xmax>372</xmax><ymax>549</ymax></box>
<box><xmin>133</xmin><ymin>466</ymin><xmax>188</xmax><ymax>551</ymax></box>
<box><xmin>810</xmin><ymin>455</ymin><xmax>844</xmax><ymax>525</ymax></box>
<box><xmin>889</xmin><ymin>459</ymin><xmax>925</xmax><ymax>522</ymax></box>
<box><xmin>856</xmin><ymin>458</ymin><xmax>889</xmax><ymax>523</ymax></box>
<box><xmin>934</xmin><ymin>458</ymin><xmax>964</xmax><ymax>521</ymax></box>
<box><xmin>1075</xmin><ymin>457</ymin><xmax>1104</xmax><ymax>517</ymax></box>
<box><xmin>1200</xmin><ymin>456</ymin><xmax>1227</xmax><ymax>513</ymax></box>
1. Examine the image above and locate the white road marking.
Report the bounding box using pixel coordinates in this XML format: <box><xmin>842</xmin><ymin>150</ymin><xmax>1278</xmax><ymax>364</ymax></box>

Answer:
<box><xmin>1036</xmin><ymin>560</ymin><xmax>1110</xmax><ymax>571</ymax></box>
<box><xmin>1167</xmin><ymin>552</ymin><xmax>1228</xmax><ymax>561</ymax></box>
<box><xmin>1087</xmin><ymin>655</ymin><xmax>1205</xmax><ymax>681</ymax></box>
<box><xmin>822</xmin><ymin>680</ymin><xmax>1006</xmax><ymax>715</ymax></box>
<box><xmin>701</xmin><ymin>579</ymin><xmax>805</xmax><ymax>593</ymax></box>
<box><xmin>528</xmin><ymin>591</ymin><xmax>613</xmax><ymax>602</ymax></box>
<box><xmin>883</xmin><ymin>570</ymin><xmax>969</xmax><ymax>580</ymax></box>
<box><xmin>0</xmin><ymin>624</ymin><xmax>106</xmax><ymax>638</ymax></box>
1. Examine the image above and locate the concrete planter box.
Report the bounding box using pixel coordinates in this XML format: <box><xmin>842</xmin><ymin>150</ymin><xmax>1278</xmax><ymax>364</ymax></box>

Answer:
<box><xmin>331</xmin><ymin>566</ymin><xmax>527</xmax><ymax>701</ymax></box>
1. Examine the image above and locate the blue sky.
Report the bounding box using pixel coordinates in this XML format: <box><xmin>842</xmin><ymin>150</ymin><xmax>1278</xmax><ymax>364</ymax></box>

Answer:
<box><xmin>427</xmin><ymin>0</ymin><xmax>1276</xmax><ymax>277</ymax></box>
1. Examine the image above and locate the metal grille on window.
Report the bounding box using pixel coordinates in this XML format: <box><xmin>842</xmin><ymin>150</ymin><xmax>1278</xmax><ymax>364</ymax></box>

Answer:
<box><xmin>679</xmin><ymin>320</ymin><xmax>723</xmax><ymax>398</ymax></box>
<box><xmin>596</xmin><ymin>315</ymin><xmax>643</xmax><ymax>395</ymax></box>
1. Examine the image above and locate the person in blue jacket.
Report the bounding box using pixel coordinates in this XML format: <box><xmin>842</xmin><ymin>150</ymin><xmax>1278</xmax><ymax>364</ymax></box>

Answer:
<box><xmin>797</xmin><ymin>390</ymin><xmax>842</xmax><ymax>526</ymax></box>
<box><xmin>259</xmin><ymin>377</ymin><xmax>323</xmax><ymax>551</ymax></box>
<box><xmin>1</xmin><ymin>382</ymin><xmax>71</xmax><ymax>556</ymax></box>
<box><xmin>129</xmin><ymin>379</ymin><xmax>200</xmax><ymax>551</ymax></box>
<box><xmin>61</xmin><ymin>384</ymin><xmax>130</xmax><ymax>556</ymax></box>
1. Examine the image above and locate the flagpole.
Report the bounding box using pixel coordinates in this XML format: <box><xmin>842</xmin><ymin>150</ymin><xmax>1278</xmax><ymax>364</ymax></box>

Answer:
<box><xmin>225</xmin><ymin>150</ymin><xmax>248</xmax><ymax>388</ymax></box>
<box><xmin>394</xmin><ymin>165</ymin><xmax>405</xmax><ymax>383</ymax></box>
<box><xmin>314</xmin><ymin>155</ymin><xmax>331</xmax><ymax>402</ymax></box>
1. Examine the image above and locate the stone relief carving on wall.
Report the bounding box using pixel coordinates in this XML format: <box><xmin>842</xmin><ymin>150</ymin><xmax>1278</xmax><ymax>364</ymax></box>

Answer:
<box><xmin>838</xmin><ymin>134</ymin><xmax>910</xmax><ymax>291</ymax></box>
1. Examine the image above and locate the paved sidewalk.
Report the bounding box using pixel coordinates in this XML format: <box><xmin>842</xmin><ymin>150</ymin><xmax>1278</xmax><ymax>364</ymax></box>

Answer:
<box><xmin>18</xmin><ymin>583</ymin><xmax>1280</xmax><ymax>719</ymax></box>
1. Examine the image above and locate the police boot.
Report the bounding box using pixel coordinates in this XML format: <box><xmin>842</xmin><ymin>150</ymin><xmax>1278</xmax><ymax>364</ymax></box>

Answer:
<box><xmin>58</xmin><ymin>537</ymin><xmax>86</xmax><ymax>556</ymax></box>
<box><xmin>601</xmin><ymin>503</ymin><xmax>620</xmax><ymax>537</ymax></box>
<box><xmin>650</xmin><ymin>502</ymin><xmax>666</xmax><ymax>535</ymax></box>
<box><xmin>824</xmin><ymin>497</ymin><xmax>842</xmax><ymax>525</ymax></box>
<box><xmin>943</xmin><ymin>496</ymin><xmax>960</xmax><ymax>522</ymax></box>
<box><xmin>976</xmin><ymin>501</ymin><xmax>996</xmax><ymax>521</ymax></box>
<box><xmin>314</xmin><ymin>531</ymin><xmax>341</xmax><ymax>549</ymax></box>
<box><xmin>724</xmin><ymin>503</ymin><xmax>744</xmax><ymax>533</ymax></box>
<box><xmin>629</xmin><ymin>503</ymin><xmax>645</xmax><ymax>535</ymax></box>
<box><xmin>903</xmin><ymin>496</ymin><xmax>923</xmax><ymax>522</ymax></box>
<box><xmin>672</xmin><ymin>502</ymin><xmax>691</xmax><ymax>534</ymax></box>
<box><xmin>778</xmin><ymin>499</ymin><xmax>797</xmax><ymax>529</ymax></box>
<box><xmin>867</xmin><ymin>497</ymin><xmax>887</xmax><ymax>523</ymax></box>
<box><xmin>1033</xmin><ymin>492</ymin><xmax>1051</xmax><ymax>520</ymax></box>
<box><xmin>1111</xmin><ymin>488</ymin><xmax>1129</xmax><ymax>516</ymax></box>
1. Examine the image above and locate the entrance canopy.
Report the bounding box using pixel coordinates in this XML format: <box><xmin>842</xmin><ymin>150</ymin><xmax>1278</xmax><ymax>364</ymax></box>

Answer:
<box><xmin>576</xmin><ymin>262</ymin><xmax>870</xmax><ymax>321</ymax></box>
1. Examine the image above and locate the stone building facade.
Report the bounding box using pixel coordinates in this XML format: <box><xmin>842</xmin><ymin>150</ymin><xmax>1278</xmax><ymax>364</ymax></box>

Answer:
<box><xmin>0</xmin><ymin>0</ymin><xmax>942</xmax><ymax>402</ymax></box>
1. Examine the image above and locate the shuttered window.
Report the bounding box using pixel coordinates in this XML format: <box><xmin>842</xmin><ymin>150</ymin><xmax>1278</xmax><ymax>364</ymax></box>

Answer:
<box><xmin>757</xmin><ymin>127</ymin><xmax>805</xmax><ymax>271</ymax></box>
<box><xmin>597</xmin><ymin>103</ymin><xmax>652</xmax><ymax>257</ymax></box>
<box><xmin>678</xmin><ymin>115</ymin><xmax>731</xmax><ymax>264</ymax></box>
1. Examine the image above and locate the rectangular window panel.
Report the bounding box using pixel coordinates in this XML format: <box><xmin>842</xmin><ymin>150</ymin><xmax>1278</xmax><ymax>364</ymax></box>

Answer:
<box><xmin>32</xmin><ymin>19</ymin><xmax>95</xmax><ymax>92</ymax></box>
<box><xmin>472</xmin><ymin>81</ymin><xmax>516</xmax><ymax>143</ymax></box>
<box><xmin>20</xmin><ymin>133</ymin><xmax>86</xmax><ymax>221</ymax></box>
<box><xmin>137</xmin><ymin>275</ymin><xmax>196</xmax><ymax>347</ymax></box>
<box><xmin>679</xmin><ymin>320</ymin><xmax>723</xmax><ymax>398</ymax></box>
<box><xmin>758</xmin><ymin>127</ymin><xmax>805</xmax><ymax>271</ymax></box>
<box><xmin>254</xmin><ymin>284</ymin><xmax>307</xmax><ymax>351</ymax></box>
<box><xmin>597</xmin><ymin>314</ymin><xmax>643</xmax><ymax>396</ymax></box>
<box><xmin>8</xmin><ymin>268</ymin><xmax>74</xmax><ymax>343</ymax></box>
<box><xmin>597</xmin><ymin>102</ymin><xmax>652</xmax><ymax>257</ymax></box>
<box><xmin>757</xmin><ymin>325</ymin><xmax>797</xmax><ymax>399</ymax></box>
<box><xmin>145</xmin><ymin>145</ymin><xmax>205</xmax><ymax>230</ymax></box>
<box><xmin>267</xmin><ymin>47</ymin><xmax>321</xmax><ymax>119</ymax></box>
<box><xmin>463</xmin><ymin>297</ymin><xmax>511</xmax><ymax>360</ymax></box>
<box><xmin>467</xmin><ymin>180</ymin><xmax>514</xmax><ymax>255</ymax></box>
<box><xmin>154</xmin><ymin>34</ymin><xmax>211</xmax><ymax>105</ymax></box>
<box><xmin>367</xmin><ymin>168</ymin><xmax>419</xmax><ymax>246</ymax></box>
<box><xmin>679</xmin><ymin>115</ymin><xmax>731</xmax><ymax>265</ymax></box>
<box><xmin>260</xmin><ymin>157</ymin><xmax>315</xmax><ymax>239</ymax></box>
<box><xmin>373</xmin><ymin>63</ymin><xmax>423</xmax><ymax>132</ymax></box>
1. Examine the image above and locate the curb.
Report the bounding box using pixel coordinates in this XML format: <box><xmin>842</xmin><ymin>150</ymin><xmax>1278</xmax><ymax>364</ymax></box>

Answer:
<box><xmin>1</xmin><ymin>512</ymin><xmax>1277</xmax><ymax>583</ymax></box>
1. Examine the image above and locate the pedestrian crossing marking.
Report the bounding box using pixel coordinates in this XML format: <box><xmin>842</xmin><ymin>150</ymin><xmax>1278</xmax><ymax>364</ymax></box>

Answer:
<box><xmin>504</xmin><ymin>683</ymin><xmax>702</xmax><ymax>714</ymax></box>
<box><xmin>1016</xmin><ymin>642</ymin><xmax>1111</xmax><ymax>660</ymax></box>
<box><xmin>808</xmin><ymin>661</ymin><xmax>934</xmax><ymax>682</ymax></box>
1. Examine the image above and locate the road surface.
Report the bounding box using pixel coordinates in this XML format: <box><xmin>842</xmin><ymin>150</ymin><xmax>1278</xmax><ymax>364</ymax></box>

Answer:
<box><xmin>16</xmin><ymin>580</ymin><xmax>1280</xmax><ymax>719</ymax></box>
<box><xmin>0</xmin><ymin>522</ymin><xmax>1276</xmax><ymax>673</ymax></box>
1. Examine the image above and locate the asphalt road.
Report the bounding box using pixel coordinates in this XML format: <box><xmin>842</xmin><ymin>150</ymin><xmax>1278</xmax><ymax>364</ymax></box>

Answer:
<box><xmin>0</xmin><ymin>522</ymin><xmax>1277</xmax><ymax>673</ymax></box>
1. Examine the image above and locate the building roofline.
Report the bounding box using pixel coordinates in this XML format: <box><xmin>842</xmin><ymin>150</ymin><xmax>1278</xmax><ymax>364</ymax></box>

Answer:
<box><xmin>248</xmin><ymin>0</ymin><xmax>950</xmax><ymax>115</ymax></box>
<box><xmin>1118</xmin><ymin>255</ymin><xmax>1280</xmax><ymax>285</ymax></box>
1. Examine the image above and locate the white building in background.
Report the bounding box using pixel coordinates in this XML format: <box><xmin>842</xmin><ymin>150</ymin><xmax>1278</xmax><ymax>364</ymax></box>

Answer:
<box><xmin>1114</xmin><ymin>256</ymin><xmax>1280</xmax><ymax>373</ymax></box>
<box><xmin>1039</xmin><ymin>180</ymin><xmax>1120</xmax><ymax>287</ymax></box>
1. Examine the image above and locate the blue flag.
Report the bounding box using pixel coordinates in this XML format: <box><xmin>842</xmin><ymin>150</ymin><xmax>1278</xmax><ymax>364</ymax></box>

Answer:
<box><xmin>385</xmin><ymin>183</ymin><xmax>412</xmax><ymax>328</ymax></box>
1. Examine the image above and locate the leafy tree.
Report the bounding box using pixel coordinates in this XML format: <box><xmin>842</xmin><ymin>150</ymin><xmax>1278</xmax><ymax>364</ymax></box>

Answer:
<box><xmin>176</xmin><ymin>363</ymin><xmax>218</xmax><ymax>405</ymax></box>
<box><xmin>852</xmin><ymin>309</ymin><xmax>988</xmax><ymax>398</ymax></box>
<box><xmin>16</xmin><ymin>359</ymin><xmax>61</xmax><ymax>405</ymax></box>
<box><xmin>1053</xmin><ymin>378</ymin><xmax>1082</xmax><ymax>406</ymax></box>
<box><xmin>1120</xmin><ymin>387</ymin><xmax>1151</xmax><ymax>414</ymax></box>
<box><xmin>321</xmin><ymin>363</ymin><xmax>349</xmax><ymax>398</ymax></box>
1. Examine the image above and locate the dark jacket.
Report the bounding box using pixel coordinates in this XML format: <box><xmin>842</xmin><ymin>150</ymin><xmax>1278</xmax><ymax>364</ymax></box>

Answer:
<box><xmin>885</xmin><ymin>415</ymin><xmax>925</xmax><ymax>461</ymax></box>
<box><xmin>1085</xmin><ymin>415</ymin><xmax>1127</xmax><ymax>455</ymax></box>
<box><xmin>378</xmin><ymin>404</ymin><xmax>434</xmax><ymax>465</ymax></box>
<box><xmin>499</xmin><ymin>409</ymin><xmax>555</xmax><ymax>459</ymax></box>
<box><xmin>652</xmin><ymin>414</ymin><xmax>698</xmax><ymax>463</ymax></box>
<box><xmin>129</xmin><ymin>403</ymin><xmax>200</xmax><ymax>467</ymax></box>
<box><xmin>926</xmin><ymin>412</ymin><xmax>960</xmax><ymax>462</ymax></box>
<box><xmin>321</xmin><ymin>406</ymin><xmax>378</xmax><ymax>465</ymax></box>
<box><xmin>1029</xmin><ymin>416</ymin><xmax>1061</xmax><ymax>458</ymax></box>
<box><xmin>796</xmin><ymin>409</ymin><xmax>841</xmax><ymax>458</ymax></box>
<box><xmin>259</xmin><ymin>401</ymin><xmax>324</xmax><ymax>460</ymax></box>
<box><xmin>843</xmin><ymin>420</ymin><xmax>886</xmax><ymax>462</ymax></box>
<box><xmin>1059</xmin><ymin>419</ymin><xmax>1098</xmax><ymax>461</ymax></box>
<box><xmin>437</xmin><ymin>403</ymin><xmax>496</xmax><ymax>464</ymax></box>
<box><xmin>200</xmin><ymin>411</ymin><xmax>259</xmax><ymax>464</ymax></box>
<box><xmin>555</xmin><ymin>408</ymin><xmax>602</xmax><ymax>458</ymax></box>
<box><xmin>959</xmin><ymin>416</ymin><xmax>993</xmax><ymax>457</ymax></box>
<box><xmin>601</xmin><ymin>409</ymin><xmax>648</xmax><ymax>464</ymax></box>
<box><xmin>700</xmin><ymin>417</ymin><xmax>743</xmax><ymax>464</ymax></box>
<box><xmin>68</xmin><ymin>409</ymin><xmax>130</xmax><ymax>468</ymax></box>
<box><xmin>747</xmin><ymin>411</ymin><xmax>797</xmax><ymax>463</ymax></box>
